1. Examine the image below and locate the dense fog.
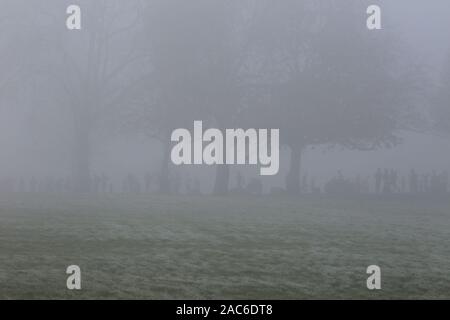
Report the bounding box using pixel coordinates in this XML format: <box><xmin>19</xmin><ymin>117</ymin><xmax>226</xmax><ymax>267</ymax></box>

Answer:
<box><xmin>1</xmin><ymin>0</ymin><xmax>449</xmax><ymax>195</ymax></box>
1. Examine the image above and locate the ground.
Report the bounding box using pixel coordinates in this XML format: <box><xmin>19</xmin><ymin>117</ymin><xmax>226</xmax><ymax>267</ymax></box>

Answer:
<box><xmin>0</xmin><ymin>194</ymin><xmax>449</xmax><ymax>299</ymax></box>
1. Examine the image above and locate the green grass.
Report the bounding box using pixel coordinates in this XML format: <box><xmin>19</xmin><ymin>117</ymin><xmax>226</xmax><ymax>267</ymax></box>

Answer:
<box><xmin>0</xmin><ymin>194</ymin><xmax>449</xmax><ymax>299</ymax></box>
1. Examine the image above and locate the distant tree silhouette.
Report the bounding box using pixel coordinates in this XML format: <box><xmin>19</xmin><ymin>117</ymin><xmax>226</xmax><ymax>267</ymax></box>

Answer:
<box><xmin>4</xmin><ymin>1</ymin><xmax>149</xmax><ymax>192</ymax></box>
<box><xmin>249</xmin><ymin>0</ymin><xmax>424</xmax><ymax>194</ymax></box>
<box><xmin>138</xmin><ymin>0</ymin><xmax>256</xmax><ymax>194</ymax></box>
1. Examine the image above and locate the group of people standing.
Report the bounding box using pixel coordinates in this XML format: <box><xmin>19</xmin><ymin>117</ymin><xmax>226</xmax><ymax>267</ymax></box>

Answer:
<box><xmin>0</xmin><ymin>168</ymin><xmax>449</xmax><ymax>196</ymax></box>
<box><xmin>374</xmin><ymin>168</ymin><xmax>449</xmax><ymax>195</ymax></box>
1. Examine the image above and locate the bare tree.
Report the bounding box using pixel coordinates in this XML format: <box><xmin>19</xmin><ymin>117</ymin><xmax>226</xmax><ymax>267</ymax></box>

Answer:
<box><xmin>138</xmin><ymin>0</ymin><xmax>256</xmax><ymax>194</ymax></box>
<box><xmin>7</xmin><ymin>0</ymin><xmax>149</xmax><ymax>192</ymax></box>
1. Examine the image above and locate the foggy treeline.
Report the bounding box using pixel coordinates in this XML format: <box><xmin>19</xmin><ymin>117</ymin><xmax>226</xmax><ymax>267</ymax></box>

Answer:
<box><xmin>1</xmin><ymin>0</ymin><xmax>450</xmax><ymax>196</ymax></box>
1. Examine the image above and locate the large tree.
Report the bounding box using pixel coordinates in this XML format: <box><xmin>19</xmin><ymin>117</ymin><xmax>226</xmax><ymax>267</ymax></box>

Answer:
<box><xmin>248</xmin><ymin>0</ymin><xmax>423</xmax><ymax>194</ymax></box>
<box><xmin>5</xmin><ymin>0</ymin><xmax>149</xmax><ymax>192</ymax></box>
<box><xmin>139</xmin><ymin>0</ymin><xmax>257</xmax><ymax>194</ymax></box>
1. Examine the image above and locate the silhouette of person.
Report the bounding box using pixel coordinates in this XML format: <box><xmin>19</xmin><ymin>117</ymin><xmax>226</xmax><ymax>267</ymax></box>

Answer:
<box><xmin>389</xmin><ymin>169</ymin><xmax>397</xmax><ymax>193</ymax></box>
<box><xmin>382</xmin><ymin>169</ymin><xmax>390</xmax><ymax>194</ymax></box>
<box><xmin>421</xmin><ymin>173</ymin><xmax>430</xmax><ymax>193</ymax></box>
<box><xmin>375</xmin><ymin>168</ymin><xmax>382</xmax><ymax>194</ymax></box>
<box><xmin>409</xmin><ymin>169</ymin><xmax>418</xmax><ymax>194</ymax></box>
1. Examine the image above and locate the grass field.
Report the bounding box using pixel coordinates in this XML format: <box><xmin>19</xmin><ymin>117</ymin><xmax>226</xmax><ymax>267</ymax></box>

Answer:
<box><xmin>1</xmin><ymin>193</ymin><xmax>450</xmax><ymax>299</ymax></box>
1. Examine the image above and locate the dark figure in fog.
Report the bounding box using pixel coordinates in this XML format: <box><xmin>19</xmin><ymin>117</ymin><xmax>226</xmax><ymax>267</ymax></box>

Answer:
<box><xmin>382</xmin><ymin>169</ymin><xmax>390</xmax><ymax>194</ymax></box>
<box><xmin>389</xmin><ymin>169</ymin><xmax>398</xmax><ymax>193</ymax></box>
<box><xmin>409</xmin><ymin>169</ymin><xmax>418</xmax><ymax>193</ymax></box>
<box><xmin>430</xmin><ymin>170</ymin><xmax>440</xmax><ymax>194</ymax></box>
<box><xmin>375</xmin><ymin>168</ymin><xmax>382</xmax><ymax>194</ymax></box>
<box><xmin>420</xmin><ymin>174</ymin><xmax>429</xmax><ymax>193</ymax></box>
<box><xmin>418</xmin><ymin>174</ymin><xmax>423</xmax><ymax>193</ymax></box>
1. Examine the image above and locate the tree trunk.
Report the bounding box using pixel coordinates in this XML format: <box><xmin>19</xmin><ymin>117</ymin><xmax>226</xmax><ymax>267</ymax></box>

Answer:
<box><xmin>213</xmin><ymin>165</ymin><xmax>230</xmax><ymax>195</ymax></box>
<box><xmin>286</xmin><ymin>145</ymin><xmax>302</xmax><ymax>195</ymax></box>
